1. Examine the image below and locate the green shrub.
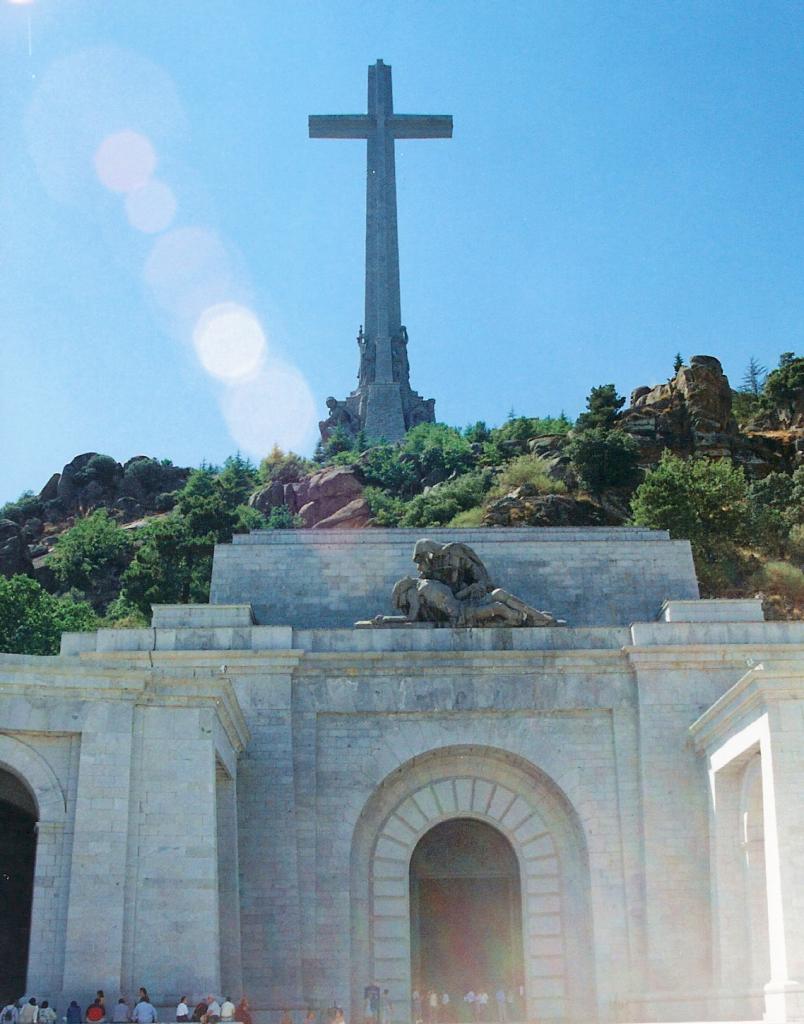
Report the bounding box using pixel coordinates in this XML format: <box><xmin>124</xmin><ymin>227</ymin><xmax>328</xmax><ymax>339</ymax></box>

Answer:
<box><xmin>121</xmin><ymin>515</ymin><xmax>210</xmax><ymax>614</ymax></box>
<box><xmin>363</xmin><ymin>487</ymin><xmax>408</xmax><ymax>526</ymax></box>
<box><xmin>748</xmin><ymin>473</ymin><xmax>797</xmax><ymax>554</ymax></box>
<box><xmin>732</xmin><ymin>391</ymin><xmax>761</xmax><ymax>426</ymax></box>
<box><xmin>762</xmin><ymin>353</ymin><xmax>803</xmax><ymax>417</ymax></box>
<box><xmin>494</xmin><ymin>414</ymin><xmax>571</xmax><ymax>443</ymax></box>
<box><xmin>50</xmin><ymin>509</ymin><xmax>134</xmax><ymax>591</ymax></box>
<box><xmin>568</xmin><ymin>429</ymin><xmax>640</xmax><ymax>494</ymax></box>
<box><xmin>787</xmin><ymin>524</ymin><xmax>804</xmax><ymax>562</ymax></box>
<box><xmin>263</xmin><ymin>506</ymin><xmax>300</xmax><ymax>529</ymax></box>
<box><xmin>463</xmin><ymin>421</ymin><xmax>491</xmax><ymax>443</ymax></box>
<box><xmin>359</xmin><ymin>445</ymin><xmax>419</xmax><ymax>496</ymax></box>
<box><xmin>234</xmin><ymin>505</ymin><xmax>268</xmax><ymax>533</ymax></box>
<box><xmin>314</xmin><ymin>426</ymin><xmax>356</xmax><ymax>463</ymax></box>
<box><xmin>399</xmin><ymin>471</ymin><xmax>491</xmax><ymax>527</ymax></box>
<box><xmin>0</xmin><ymin>575</ymin><xmax>97</xmax><ymax>655</ymax></box>
<box><xmin>124</xmin><ymin>457</ymin><xmax>168</xmax><ymax>492</ymax></box>
<box><xmin>75</xmin><ymin>454</ymin><xmax>119</xmax><ymax>489</ymax></box>
<box><xmin>490</xmin><ymin>455</ymin><xmax>566</xmax><ymax>497</ymax></box>
<box><xmin>755</xmin><ymin>561</ymin><xmax>804</xmax><ymax>603</ymax></box>
<box><xmin>259</xmin><ymin>445</ymin><xmax>313</xmax><ymax>485</ymax></box>
<box><xmin>631</xmin><ymin>451</ymin><xmax>749</xmax><ymax>556</ymax></box>
<box><xmin>0</xmin><ymin>491</ymin><xmax>42</xmax><ymax>524</ymax></box>
<box><xmin>448</xmin><ymin>506</ymin><xmax>485</xmax><ymax>527</ymax></box>
<box><xmin>401</xmin><ymin>423</ymin><xmax>474</xmax><ymax>482</ymax></box>
<box><xmin>101</xmin><ymin>594</ymin><xmax>150</xmax><ymax>628</ymax></box>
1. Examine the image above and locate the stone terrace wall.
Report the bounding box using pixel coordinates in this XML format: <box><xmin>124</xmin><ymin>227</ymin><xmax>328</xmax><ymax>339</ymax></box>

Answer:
<box><xmin>210</xmin><ymin>527</ymin><xmax>699</xmax><ymax>628</ymax></box>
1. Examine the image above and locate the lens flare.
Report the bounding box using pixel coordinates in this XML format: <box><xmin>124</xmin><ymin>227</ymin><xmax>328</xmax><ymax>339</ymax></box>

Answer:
<box><xmin>125</xmin><ymin>179</ymin><xmax>176</xmax><ymax>233</ymax></box>
<box><xmin>221</xmin><ymin>362</ymin><xmax>317</xmax><ymax>457</ymax></box>
<box><xmin>144</xmin><ymin>226</ymin><xmax>244</xmax><ymax>326</ymax></box>
<box><xmin>193</xmin><ymin>303</ymin><xmax>266</xmax><ymax>382</ymax></box>
<box><xmin>25</xmin><ymin>47</ymin><xmax>186</xmax><ymax>203</ymax></box>
<box><xmin>94</xmin><ymin>129</ymin><xmax>156</xmax><ymax>193</ymax></box>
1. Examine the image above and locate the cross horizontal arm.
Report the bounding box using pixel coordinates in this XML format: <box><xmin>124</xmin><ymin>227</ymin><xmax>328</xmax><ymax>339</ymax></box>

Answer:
<box><xmin>390</xmin><ymin>115</ymin><xmax>453</xmax><ymax>139</ymax></box>
<box><xmin>309</xmin><ymin>115</ymin><xmax>372</xmax><ymax>139</ymax></box>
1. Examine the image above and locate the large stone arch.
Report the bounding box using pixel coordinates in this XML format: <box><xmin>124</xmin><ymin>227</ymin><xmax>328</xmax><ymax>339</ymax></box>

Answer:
<box><xmin>350</xmin><ymin>745</ymin><xmax>596</xmax><ymax>1024</ymax></box>
<box><xmin>0</xmin><ymin>734</ymin><xmax>66</xmax><ymax>824</ymax></box>
<box><xmin>0</xmin><ymin>734</ymin><xmax>68</xmax><ymax>998</ymax></box>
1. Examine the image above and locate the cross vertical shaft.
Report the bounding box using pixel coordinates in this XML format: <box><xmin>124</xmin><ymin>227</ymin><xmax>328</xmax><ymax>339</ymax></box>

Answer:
<box><xmin>365</xmin><ymin>60</ymin><xmax>400</xmax><ymax>382</ymax></box>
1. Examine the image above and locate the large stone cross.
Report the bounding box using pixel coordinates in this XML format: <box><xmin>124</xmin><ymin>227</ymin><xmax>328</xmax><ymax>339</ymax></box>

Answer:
<box><xmin>310</xmin><ymin>60</ymin><xmax>452</xmax><ymax>440</ymax></box>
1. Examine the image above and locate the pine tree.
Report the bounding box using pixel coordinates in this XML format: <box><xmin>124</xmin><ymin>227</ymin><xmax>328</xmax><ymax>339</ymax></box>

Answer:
<box><xmin>673</xmin><ymin>352</ymin><xmax>684</xmax><ymax>373</ymax></box>
<box><xmin>575</xmin><ymin>384</ymin><xmax>626</xmax><ymax>432</ymax></box>
<box><xmin>741</xmin><ymin>357</ymin><xmax>768</xmax><ymax>396</ymax></box>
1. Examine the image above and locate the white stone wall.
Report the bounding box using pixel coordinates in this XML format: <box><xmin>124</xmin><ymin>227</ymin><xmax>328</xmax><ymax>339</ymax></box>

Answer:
<box><xmin>3</xmin><ymin>528</ymin><xmax>803</xmax><ymax>1024</ymax></box>
<box><xmin>0</xmin><ymin>656</ymin><xmax>248</xmax><ymax>1012</ymax></box>
<box><xmin>210</xmin><ymin>528</ymin><xmax>699</xmax><ymax>628</ymax></box>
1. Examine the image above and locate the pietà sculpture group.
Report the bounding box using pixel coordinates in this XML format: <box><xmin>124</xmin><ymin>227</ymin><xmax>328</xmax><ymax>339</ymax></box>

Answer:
<box><xmin>358</xmin><ymin>539</ymin><xmax>565</xmax><ymax>628</ymax></box>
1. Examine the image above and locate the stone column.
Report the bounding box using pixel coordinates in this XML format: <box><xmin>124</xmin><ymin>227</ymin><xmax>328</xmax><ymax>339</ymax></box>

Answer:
<box><xmin>122</xmin><ymin>703</ymin><xmax>223</xmax><ymax>998</ymax></box>
<box><xmin>762</xmin><ymin>700</ymin><xmax>804</xmax><ymax>1022</ymax></box>
<box><xmin>62</xmin><ymin>701</ymin><xmax>135</xmax><ymax>1001</ymax></box>
<box><xmin>232</xmin><ymin>657</ymin><xmax>304</xmax><ymax>1011</ymax></box>
<box><xmin>217</xmin><ymin>765</ymin><xmax>244</xmax><ymax>997</ymax></box>
<box><xmin>709</xmin><ymin>765</ymin><xmax>750</xmax><ymax>1013</ymax></box>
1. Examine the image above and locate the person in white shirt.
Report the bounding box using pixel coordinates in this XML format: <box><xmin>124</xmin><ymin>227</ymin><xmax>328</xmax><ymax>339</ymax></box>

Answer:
<box><xmin>2</xmin><ymin>1004</ymin><xmax>20</xmax><ymax>1024</ymax></box>
<box><xmin>37</xmin><ymin>1004</ymin><xmax>56</xmax><ymax>1024</ymax></box>
<box><xmin>206</xmin><ymin>999</ymin><xmax>221</xmax><ymax>1024</ymax></box>
<box><xmin>176</xmin><ymin>999</ymin><xmax>190</xmax><ymax>1024</ymax></box>
<box><xmin>219</xmin><ymin>1001</ymin><xmax>234</xmax><ymax>1023</ymax></box>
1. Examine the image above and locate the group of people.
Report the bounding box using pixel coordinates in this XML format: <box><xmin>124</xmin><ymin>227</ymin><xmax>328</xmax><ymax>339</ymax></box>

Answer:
<box><xmin>411</xmin><ymin>987</ymin><xmax>523</xmax><ymax>1024</ymax></box>
<box><xmin>2</xmin><ymin>992</ymin><xmax>256</xmax><ymax>1024</ymax></box>
<box><xmin>2</xmin><ymin>999</ymin><xmax>58</xmax><ymax>1024</ymax></box>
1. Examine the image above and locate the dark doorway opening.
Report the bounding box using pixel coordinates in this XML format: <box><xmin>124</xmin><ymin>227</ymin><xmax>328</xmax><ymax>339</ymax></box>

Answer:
<box><xmin>0</xmin><ymin>770</ymin><xmax>38</xmax><ymax>1004</ymax></box>
<box><xmin>409</xmin><ymin>818</ymin><xmax>523</xmax><ymax>1013</ymax></box>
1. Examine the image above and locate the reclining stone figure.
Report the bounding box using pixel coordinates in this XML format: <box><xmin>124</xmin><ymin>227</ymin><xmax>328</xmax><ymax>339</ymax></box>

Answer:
<box><xmin>358</xmin><ymin>538</ymin><xmax>565</xmax><ymax>628</ymax></box>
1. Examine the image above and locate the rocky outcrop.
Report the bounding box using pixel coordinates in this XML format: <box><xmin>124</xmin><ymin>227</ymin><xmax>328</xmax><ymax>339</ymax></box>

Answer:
<box><xmin>483</xmin><ymin>488</ymin><xmax>617</xmax><ymax>528</ymax></box>
<box><xmin>248</xmin><ymin>480</ymin><xmax>286</xmax><ymax>514</ymax></box>
<box><xmin>287</xmin><ymin>465</ymin><xmax>365</xmax><ymax>528</ymax></box>
<box><xmin>0</xmin><ymin>519</ymin><xmax>34</xmax><ymax>578</ymax></box>
<box><xmin>311</xmin><ymin>497</ymin><xmax>372</xmax><ymax>529</ymax></box>
<box><xmin>620</xmin><ymin>355</ymin><xmax>796</xmax><ymax>476</ymax></box>
<box><xmin>36</xmin><ymin>453</ymin><xmax>190</xmax><ymax>519</ymax></box>
<box><xmin>621</xmin><ymin>355</ymin><xmax>736</xmax><ymax>459</ymax></box>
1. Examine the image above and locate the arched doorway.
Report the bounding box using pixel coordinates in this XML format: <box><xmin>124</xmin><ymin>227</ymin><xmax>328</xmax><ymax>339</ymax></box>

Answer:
<box><xmin>0</xmin><ymin>769</ymin><xmax>38</xmax><ymax>1002</ymax></box>
<box><xmin>352</xmin><ymin>747</ymin><xmax>597</xmax><ymax>1024</ymax></box>
<box><xmin>410</xmin><ymin>818</ymin><xmax>523</xmax><ymax>1006</ymax></box>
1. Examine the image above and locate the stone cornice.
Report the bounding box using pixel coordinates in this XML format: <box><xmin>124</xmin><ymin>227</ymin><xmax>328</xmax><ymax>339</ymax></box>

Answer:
<box><xmin>0</xmin><ymin>656</ymin><xmax>251</xmax><ymax>754</ymax></box>
<box><xmin>296</xmin><ymin>648</ymin><xmax>628</xmax><ymax>676</ymax></box>
<box><xmin>625</xmin><ymin>643</ymin><xmax>804</xmax><ymax>668</ymax></box>
<box><xmin>689</xmin><ymin>660</ymin><xmax>804</xmax><ymax>751</ymax></box>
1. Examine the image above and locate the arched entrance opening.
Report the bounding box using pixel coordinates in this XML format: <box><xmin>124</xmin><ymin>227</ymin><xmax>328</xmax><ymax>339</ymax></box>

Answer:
<box><xmin>410</xmin><ymin>818</ymin><xmax>523</xmax><ymax>1006</ymax></box>
<box><xmin>0</xmin><ymin>769</ymin><xmax>38</xmax><ymax>1002</ymax></box>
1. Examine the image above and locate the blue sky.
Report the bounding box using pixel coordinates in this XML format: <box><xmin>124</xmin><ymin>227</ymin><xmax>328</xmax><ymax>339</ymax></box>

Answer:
<box><xmin>1</xmin><ymin>1</ymin><xmax>803</xmax><ymax>504</ymax></box>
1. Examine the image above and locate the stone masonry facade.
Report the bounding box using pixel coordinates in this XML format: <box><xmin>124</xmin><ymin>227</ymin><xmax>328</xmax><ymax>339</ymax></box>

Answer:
<box><xmin>1</xmin><ymin>528</ymin><xmax>803</xmax><ymax>1024</ymax></box>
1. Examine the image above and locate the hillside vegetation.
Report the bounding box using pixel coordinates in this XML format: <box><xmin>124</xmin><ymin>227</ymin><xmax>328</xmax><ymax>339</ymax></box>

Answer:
<box><xmin>1</xmin><ymin>352</ymin><xmax>802</xmax><ymax>653</ymax></box>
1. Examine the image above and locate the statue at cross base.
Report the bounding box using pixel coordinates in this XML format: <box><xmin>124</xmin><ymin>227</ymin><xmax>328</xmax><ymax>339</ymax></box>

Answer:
<box><xmin>310</xmin><ymin>60</ymin><xmax>447</xmax><ymax>443</ymax></box>
<box><xmin>356</xmin><ymin>539</ymin><xmax>566</xmax><ymax>629</ymax></box>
